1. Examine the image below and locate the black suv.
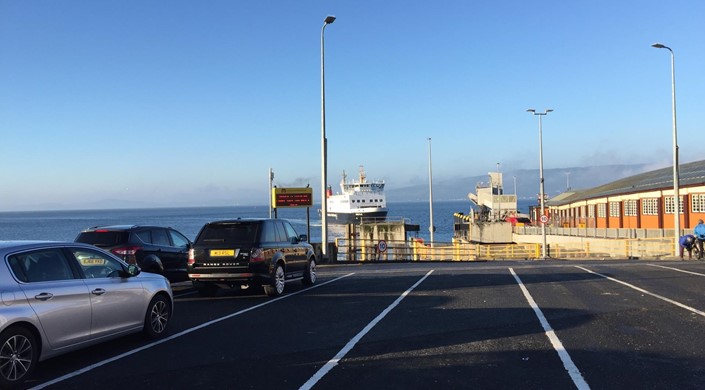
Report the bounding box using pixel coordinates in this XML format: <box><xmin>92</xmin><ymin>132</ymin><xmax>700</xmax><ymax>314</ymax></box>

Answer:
<box><xmin>187</xmin><ymin>218</ymin><xmax>316</xmax><ymax>297</ymax></box>
<box><xmin>75</xmin><ymin>225</ymin><xmax>192</xmax><ymax>282</ymax></box>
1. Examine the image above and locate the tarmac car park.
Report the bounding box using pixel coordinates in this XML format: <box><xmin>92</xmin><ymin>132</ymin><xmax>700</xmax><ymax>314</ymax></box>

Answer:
<box><xmin>20</xmin><ymin>260</ymin><xmax>705</xmax><ymax>390</ymax></box>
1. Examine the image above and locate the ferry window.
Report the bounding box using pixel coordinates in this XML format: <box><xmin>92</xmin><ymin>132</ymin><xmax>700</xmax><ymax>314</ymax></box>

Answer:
<box><xmin>642</xmin><ymin>199</ymin><xmax>658</xmax><ymax>215</ymax></box>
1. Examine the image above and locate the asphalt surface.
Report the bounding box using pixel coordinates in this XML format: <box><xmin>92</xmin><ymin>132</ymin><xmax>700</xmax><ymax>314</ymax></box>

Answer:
<box><xmin>22</xmin><ymin>260</ymin><xmax>705</xmax><ymax>390</ymax></box>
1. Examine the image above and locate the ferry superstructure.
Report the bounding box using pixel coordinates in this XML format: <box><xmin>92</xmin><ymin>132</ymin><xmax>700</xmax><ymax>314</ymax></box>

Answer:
<box><xmin>326</xmin><ymin>167</ymin><xmax>388</xmax><ymax>224</ymax></box>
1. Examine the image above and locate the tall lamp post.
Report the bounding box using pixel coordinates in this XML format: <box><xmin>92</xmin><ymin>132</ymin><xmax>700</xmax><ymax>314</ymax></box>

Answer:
<box><xmin>527</xmin><ymin>108</ymin><xmax>553</xmax><ymax>259</ymax></box>
<box><xmin>652</xmin><ymin>43</ymin><xmax>680</xmax><ymax>255</ymax></box>
<box><xmin>428</xmin><ymin>137</ymin><xmax>435</xmax><ymax>246</ymax></box>
<box><xmin>320</xmin><ymin>15</ymin><xmax>335</xmax><ymax>261</ymax></box>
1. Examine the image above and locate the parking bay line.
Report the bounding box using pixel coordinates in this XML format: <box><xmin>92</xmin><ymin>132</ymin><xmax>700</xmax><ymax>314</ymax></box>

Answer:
<box><xmin>29</xmin><ymin>273</ymin><xmax>355</xmax><ymax>390</ymax></box>
<box><xmin>299</xmin><ymin>269</ymin><xmax>434</xmax><ymax>390</ymax></box>
<box><xmin>575</xmin><ymin>265</ymin><xmax>705</xmax><ymax>317</ymax></box>
<box><xmin>509</xmin><ymin>268</ymin><xmax>590</xmax><ymax>390</ymax></box>
<box><xmin>647</xmin><ymin>263</ymin><xmax>705</xmax><ymax>277</ymax></box>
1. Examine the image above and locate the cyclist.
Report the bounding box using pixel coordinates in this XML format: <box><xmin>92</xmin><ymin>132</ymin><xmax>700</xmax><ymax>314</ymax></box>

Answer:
<box><xmin>679</xmin><ymin>234</ymin><xmax>696</xmax><ymax>260</ymax></box>
<box><xmin>694</xmin><ymin>219</ymin><xmax>705</xmax><ymax>259</ymax></box>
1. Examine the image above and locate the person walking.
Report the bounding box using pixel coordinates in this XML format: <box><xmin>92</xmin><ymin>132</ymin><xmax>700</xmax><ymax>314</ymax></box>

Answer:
<box><xmin>679</xmin><ymin>234</ymin><xmax>696</xmax><ymax>260</ymax></box>
<box><xmin>694</xmin><ymin>219</ymin><xmax>705</xmax><ymax>259</ymax></box>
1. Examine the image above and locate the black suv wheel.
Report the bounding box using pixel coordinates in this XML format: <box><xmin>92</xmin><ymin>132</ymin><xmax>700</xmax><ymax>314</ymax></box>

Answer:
<box><xmin>303</xmin><ymin>258</ymin><xmax>316</xmax><ymax>286</ymax></box>
<box><xmin>263</xmin><ymin>263</ymin><xmax>286</xmax><ymax>297</ymax></box>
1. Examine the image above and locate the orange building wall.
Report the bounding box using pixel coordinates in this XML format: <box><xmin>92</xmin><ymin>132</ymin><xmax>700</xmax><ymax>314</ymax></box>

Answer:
<box><xmin>640</xmin><ymin>215</ymin><xmax>660</xmax><ymax>229</ymax></box>
<box><xmin>623</xmin><ymin>216</ymin><xmax>638</xmax><ymax>228</ymax></box>
<box><xmin>548</xmin><ymin>191</ymin><xmax>705</xmax><ymax>231</ymax></box>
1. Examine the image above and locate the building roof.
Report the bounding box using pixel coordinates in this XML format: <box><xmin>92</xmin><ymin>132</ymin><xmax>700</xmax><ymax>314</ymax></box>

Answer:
<box><xmin>547</xmin><ymin>160</ymin><xmax>705</xmax><ymax>206</ymax></box>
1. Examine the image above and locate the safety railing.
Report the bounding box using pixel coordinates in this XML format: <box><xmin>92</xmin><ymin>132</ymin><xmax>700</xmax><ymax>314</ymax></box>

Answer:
<box><xmin>333</xmin><ymin>237</ymin><xmax>675</xmax><ymax>262</ymax></box>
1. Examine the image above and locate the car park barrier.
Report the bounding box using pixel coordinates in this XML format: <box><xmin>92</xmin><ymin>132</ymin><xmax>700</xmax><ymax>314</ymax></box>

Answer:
<box><xmin>334</xmin><ymin>237</ymin><xmax>674</xmax><ymax>262</ymax></box>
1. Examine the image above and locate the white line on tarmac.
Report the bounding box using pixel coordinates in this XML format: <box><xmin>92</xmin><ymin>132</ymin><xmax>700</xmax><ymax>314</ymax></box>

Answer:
<box><xmin>509</xmin><ymin>268</ymin><xmax>590</xmax><ymax>390</ymax></box>
<box><xmin>575</xmin><ymin>266</ymin><xmax>705</xmax><ymax>317</ymax></box>
<box><xmin>299</xmin><ymin>269</ymin><xmax>434</xmax><ymax>390</ymax></box>
<box><xmin>30</xmin><ymin>273</ymin><xmax>355</xmax><ymax>390</ymax></box>
<box><xmin>647</xmin><ymin>263</ymin><xmax>705</xmax><ymax>277</ymax></box>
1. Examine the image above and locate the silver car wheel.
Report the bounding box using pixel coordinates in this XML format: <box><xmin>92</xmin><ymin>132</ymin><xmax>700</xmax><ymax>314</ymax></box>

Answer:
<box><xmin>0</xmin><ymin>333</ymin><xmax>33</xmax><ymax>382</ymax></box>
<box><xmin>150</xmin><ymin>299</ymin><xmax>169</xmax><ymax>334</ymax></box>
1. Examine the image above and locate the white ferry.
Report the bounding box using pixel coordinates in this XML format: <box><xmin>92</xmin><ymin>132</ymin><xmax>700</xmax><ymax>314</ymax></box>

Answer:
<box><xmin>326</xmin><ymin>167</ymin><xmax>388</xmax><ymax>224</ymax></box>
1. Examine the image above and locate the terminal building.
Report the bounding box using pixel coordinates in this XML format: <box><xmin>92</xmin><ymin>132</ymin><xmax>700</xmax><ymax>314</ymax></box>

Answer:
<box><xmin>540</xmin><ymin>159</ymin><xmax>705</xmax><ymax>232</ymax></box>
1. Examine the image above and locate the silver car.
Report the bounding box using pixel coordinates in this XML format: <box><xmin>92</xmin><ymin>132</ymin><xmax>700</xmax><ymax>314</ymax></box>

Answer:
<box><xmin>0</xmin><ymin>241</ymin><xmax>173</xmax><ymax>388</ymax></box>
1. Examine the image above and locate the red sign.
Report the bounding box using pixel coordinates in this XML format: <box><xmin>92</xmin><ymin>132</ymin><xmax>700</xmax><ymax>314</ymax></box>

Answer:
<box><xmin>272</xmin><ymin>188</ymin><xmax>313</xmax><ymax>208</ymax></box>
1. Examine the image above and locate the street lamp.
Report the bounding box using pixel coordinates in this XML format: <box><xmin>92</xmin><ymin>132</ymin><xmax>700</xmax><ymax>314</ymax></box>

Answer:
<box><xmin>652</xmin><ymin>43</ymin><xmax>680</xmax><ymax>256</ymax></box>
<box><xmin>428</xmin><ymin>138</ymin><xmax>435</xmax><ymax>246</ymax></box>
<box><xmin>320</xmin><ymin>15</ymin><xmax>335</xmax><ymax>261</ymax></box>
<box><xmin>527</xmin><ymin>108</ymin><xmax>553</xmax><ymax>259</ymax></box>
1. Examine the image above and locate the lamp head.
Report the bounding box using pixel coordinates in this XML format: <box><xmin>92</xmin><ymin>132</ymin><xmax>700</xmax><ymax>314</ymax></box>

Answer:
<box><xmin>651</xmin><ymin>43</ymin><xmax>666</xmax><ymax>49</ymax></box>
<box><xmin>324</xmin><ymin>16</ymin><xmax>336</xmax><ymax>24</ymax></box>
<box><xmin>526</xmin><ymin>109</ymin><xmax>536</xmax><ymax>113</ymax></box>
<box><xmin>546</xmin><ymin>109</ymin><xmax>554</xmax><ymax>113</ymax></box>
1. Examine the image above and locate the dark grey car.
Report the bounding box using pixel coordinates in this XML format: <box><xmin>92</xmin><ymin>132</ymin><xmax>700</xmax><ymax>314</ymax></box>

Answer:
<box><xmin>75</xmin><ymin>225</ymin><xmax>192</xmax><ymax>282</ymax></box>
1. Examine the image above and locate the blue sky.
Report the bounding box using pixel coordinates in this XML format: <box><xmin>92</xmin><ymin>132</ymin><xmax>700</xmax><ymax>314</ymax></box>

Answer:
<box><xmin>1</xmin><ymin>1</ymin><xmax>703</xmax><ymax>211</ymax></box>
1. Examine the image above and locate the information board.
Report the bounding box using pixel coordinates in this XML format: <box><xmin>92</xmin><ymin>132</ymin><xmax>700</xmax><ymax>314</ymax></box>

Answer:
<box><xmin>272</xmin><ymin>187</ymin><xmax>313</xmax><ymax>208</ymax></box>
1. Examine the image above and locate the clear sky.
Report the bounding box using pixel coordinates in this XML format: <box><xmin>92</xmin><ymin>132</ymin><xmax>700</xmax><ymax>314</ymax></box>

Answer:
<box><xmin>1</xmin><ymin>1</ymin><xmax>703</xmax><ymax>211</ymax></box>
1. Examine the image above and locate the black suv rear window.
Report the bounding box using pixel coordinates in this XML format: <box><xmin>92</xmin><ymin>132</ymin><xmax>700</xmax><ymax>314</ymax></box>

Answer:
<box><xmin>75</xmin><ymin>231</ymin><xmax>129</xmax><ymax>247</ymax></box>
<box><xmin>196</xmin><ymin>222</ymin><xmax>260</xmax><ymax>245</ymax></box>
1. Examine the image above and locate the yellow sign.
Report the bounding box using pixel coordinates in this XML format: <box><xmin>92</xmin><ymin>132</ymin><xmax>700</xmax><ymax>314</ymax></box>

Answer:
<box><xmin>271</xmin><ymin>187</ymin><xmax>313</xmax><ymax>208</ymax></box>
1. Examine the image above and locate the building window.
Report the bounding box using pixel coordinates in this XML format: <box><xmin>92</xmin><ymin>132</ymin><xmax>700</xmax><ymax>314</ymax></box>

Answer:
<box><xmin>642</xmin><ymin>198</ymin><xmax>659</xmax><ymax>215</ymax></box>
<box><xmin>665</xmin><ymin>196</ymin><xmax>684</xmax><ymax>214</ymax></box>
<box><xmin>597</xmin><ymin>203</ymin><xmax>607</xmax><ymax>218</ymax></box>
<box><xmin>609</xmin><ymin>202</ymin><xmax>620</xmax><ymax>217</ymax></box>
<box><xmin>580</xmin><ymin>206</ymin><xmax>586</xmax><ymax>217</ymax></box>
<box><xmin>588</xmin><ymin>205</ymin><xmax>595</xmax><ymax>218</ymax></box>
<box><xmin>624</xmin><ymin>200</ymin><xmax>637</xmax><ymax>217</ymax></box>
<box><xmin>692</xmin><ymin>194</ymin><xmax>705</xmax><ymax>213</ymax></box>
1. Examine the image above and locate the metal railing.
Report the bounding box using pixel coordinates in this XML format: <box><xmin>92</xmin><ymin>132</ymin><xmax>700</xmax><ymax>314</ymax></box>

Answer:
<box><xmin>333</xmin><ymin>237</ymin><xmax>675</xmax><ymax>262</ymax></box>
<box><xmin>514</xmin><ymin>226</ymin><xmax>677</xmax><ymax>239</ymax></box>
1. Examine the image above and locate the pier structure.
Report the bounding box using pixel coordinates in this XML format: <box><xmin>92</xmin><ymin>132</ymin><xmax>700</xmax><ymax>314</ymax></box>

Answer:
<box><xmin>455</xmin><ymin>172</ymin><xmax>520</xmax><ymax>243</ymax></box>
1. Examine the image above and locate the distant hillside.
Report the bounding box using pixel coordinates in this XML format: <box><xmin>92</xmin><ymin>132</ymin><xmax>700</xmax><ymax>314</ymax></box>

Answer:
<box><xmin>386</xmin><ymin>164</ymin><xmax>653</xmax><ymax>202</ymax></box>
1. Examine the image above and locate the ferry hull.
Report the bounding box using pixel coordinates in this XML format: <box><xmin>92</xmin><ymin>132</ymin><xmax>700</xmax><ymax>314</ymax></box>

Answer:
<box><xmin>326</xmin><ymin>210</ymin><xmax>388</xmax><ymax>224</ymax></box>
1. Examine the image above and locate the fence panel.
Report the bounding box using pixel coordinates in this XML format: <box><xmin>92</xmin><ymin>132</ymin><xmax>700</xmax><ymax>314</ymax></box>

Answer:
<box><xmin>334</xmin><ymin>237</ymin><xmax>674</xmax><ymax>262</ymax></box>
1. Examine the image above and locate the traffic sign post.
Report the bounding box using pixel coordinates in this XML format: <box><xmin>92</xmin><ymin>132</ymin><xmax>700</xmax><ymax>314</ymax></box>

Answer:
<box><xmin>377</xmin><ymin>240</ymin><xmax>387</xmax><ymax>253</ymax></box>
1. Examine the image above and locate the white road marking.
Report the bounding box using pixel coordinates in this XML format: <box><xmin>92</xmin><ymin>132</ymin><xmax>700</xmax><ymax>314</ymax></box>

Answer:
<box><xmin>299</xmin><ymin>270</ymin><xmax>434</xmax><ymax>390</ymax></box>
<box><xmin>509</xmin><ymin>268</ymin><xmax>590</xmax><ymax>390</ymax></box>
<box><xmin>30</xmin><ymin>273</ymin><xmax>355</xmax><ymax>390</ymax></box>
<box><xmin>647</xmin><ymin>263</ymin><xmax>705</xmax><ymax>277</ymax></box>
<box><xmin>575</xmin><ymin>265</ymin><xmax>705</xmax><ymax>317</ymax></box>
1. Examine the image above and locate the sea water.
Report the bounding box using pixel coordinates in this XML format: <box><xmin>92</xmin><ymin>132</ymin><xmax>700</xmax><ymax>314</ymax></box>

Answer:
<box><xmin>0</xmin><ymin>199</ymin><xmax>536</xmax><ymax>244</ymax></box>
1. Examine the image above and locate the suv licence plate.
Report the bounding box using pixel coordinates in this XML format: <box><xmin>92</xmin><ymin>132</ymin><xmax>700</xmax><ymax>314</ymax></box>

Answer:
<box><xmin>210</xmin><ymin>249</ymin><xmax>235</xmax><ymax>257</ymax></box>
